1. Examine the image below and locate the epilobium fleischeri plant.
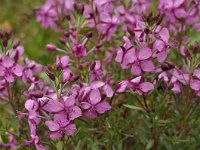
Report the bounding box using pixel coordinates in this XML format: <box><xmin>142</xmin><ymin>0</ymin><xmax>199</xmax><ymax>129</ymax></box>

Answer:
<box><xmin>0</xmin><ymin>0</ymin><xmax>200</xmax><ymax>149</ymax></box>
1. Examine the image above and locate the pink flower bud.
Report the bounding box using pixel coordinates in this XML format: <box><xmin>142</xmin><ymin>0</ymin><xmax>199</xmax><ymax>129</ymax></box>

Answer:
<box><xmin>46</xmin><ymin>44</ymin><xmax>56</xmax><ymax>51</ymax></box>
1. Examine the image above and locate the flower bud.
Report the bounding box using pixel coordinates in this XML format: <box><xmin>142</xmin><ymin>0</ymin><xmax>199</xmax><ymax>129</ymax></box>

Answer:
<box><xmin>66</xmin><ymin>15</ymin><xmax>71</xmax><ymax>21</ymax></box>
<box><xmin>86</xmin><ymin>32</ymin><xmax>93</xmax><ymax>38</ymax></box>
<box><xmin>70</xmin><ymin>75</ymin><xmax>80</xmax><ymax>82</ymax></box>
<box><xmin>5</xmin><ymin>30</ymin><xmax>12</xmax><ymax>38</ymax></box>
<box><xmin>13</xmin><ymin>39</ymin><xmax>20</xmax><ymax>49</ymax></box>
<box><xmin>127</xmin><ymin>27</ymin><xmax>135</xmax><ymax>37</ymax></box>
<box><xmin>44</xmin><ymin>65</ymin><xmax>55</xmax><ymax>81</ymax></box>
<box><xmin>161</xmin><ymin>62</ymin><xmax>175</xmax><ymax>71</ymax></box>
<box><xmin>46</xmin><ymin>44</ymin><xmax>56</xmax><ymax>51</ymax></box>
<box><xmin>73</xmin><ymin>44</ymin><xmax>87</xmax><ymax>57</ymax></box>
<box><xmin>31</xmin><ymin>92</ymin><xmax>44</xmax><ymax>98</ymax></box>
<box><xmin>144</xmin><ymin>28</ymin><xmax>150</xmax><ymax>34</ymax></box>
<box><xmin>64</xmin><ymin>31</ymin><xmax>70</xmax><ymax>37</ymax></box>
<box><xmin>59</xmin><ymin>37</ymin><xmax>66</xmax><ymax>45</ymax></box>
<box><xmin>3</xmin><ymin>39</ymin><xmax>8</xmax><ymax>47</ymax></box>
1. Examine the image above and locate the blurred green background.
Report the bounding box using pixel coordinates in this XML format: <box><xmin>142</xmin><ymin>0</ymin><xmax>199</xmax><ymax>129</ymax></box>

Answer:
<box><xmin>0</xmin><ymin>0</ymin><xmax>60</xmax><ymax>64</ymax></box>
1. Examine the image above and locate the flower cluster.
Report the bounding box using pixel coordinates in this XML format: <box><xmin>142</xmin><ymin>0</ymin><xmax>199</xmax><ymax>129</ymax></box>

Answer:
<box><xmin>0</xmin><ymin>0</ymin><xmax>200</xmax><ymax>149</ymax></box>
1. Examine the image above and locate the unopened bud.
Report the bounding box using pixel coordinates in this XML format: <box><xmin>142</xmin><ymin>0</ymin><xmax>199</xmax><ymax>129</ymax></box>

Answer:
<box><xmin>66</xmin><ymin>15</ymin><xmax>71</xmax><ymax>21</ymax></box>
<box><xmin>3</xmin><ymin>39</ymin><xmax>8</xmax><ymax>47</ymax></box>
<box><xmin>144</xmin><ymin>28</ymin><xmax>150</xmax><ymax>34</ymax></box>
<box><xmin>31</xmin><ymin>92</ymin><xmax>43</xmax><ymax>98</ymax></box>
<box><xmin>157</xmin><ymin>15</ymin><xmax>163</xmax><ymax>25</ymax></box>
<box><xmin>161</xmin><ymin>62</ymin><xmax>175</xmax><ymax>71</ymax></box>
<box><xmin>127</xmin><ymin>27</ymin><xmax>135</xmax><ymax>37</ymax></box>
<box><xmin>13</xmin><ymin>39</ymin><xmax>20</xmax><ymax>49</ymax></box>
<box><xmin>44</xmin><ymin>65</ymin><xmax>55</xmax><ymax>81</ymax></box>
<box><xmin>86</xmin><ymin>32</ymin><xmax>93</xmax><ymax>38</ymax></box>
<box><xmin>64</xmin><ymin>31</ymin><xmax>70</xmax><ymax>38</ymax></box>
<box><xmin>90</xmin><ymin>62</ymin><xmax>96</xmax><ymax>70</ymax></box>
<box><xmin>5</xmin><ymin>30</ymin><xmax>12</xmax><ymax>38</ymax></box>
<box><xmin>96</xmin><ymin>43</ymin><xmax>102</xmax><ymax>49</ymax></box>
<box><xmin>70</xmin><ymin>75</ymin><xmax>80</xmax><ymax>82</ymax></box>
<box><xmin>46</xmin><ymin>44</ymin><xmax>56</xmax><ymax>51</ymax></box>
<box><xmin>59</xmin><ymin>37</ymin><xmax>66</xmax><ymax>45</ymax></box>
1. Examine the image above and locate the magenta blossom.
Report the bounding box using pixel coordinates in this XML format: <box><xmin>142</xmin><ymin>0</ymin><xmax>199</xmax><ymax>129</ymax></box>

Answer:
<box><xmin>56</xmin><ymin>55</ymin><xmax>69</xmax><ymax>69</ymax></box>
<box><xmin>45</xmin><ymin>115</ymin><xmax>76</xmax><ymax>139</ymax></box>
<box><xmin>80</xmin><ymin>89</ymin><xmax>111</xmax><ymax>118</ymax></box>
<box><xmin>0</xmin><ymin>56</ymin><xmax>23</xmax><ymax>82</ymax></box>
<box><xmin>116</xmin><ymin>36</ymin><xmax>155</xmax><ymax>75</ymax></box>
<box><xmin>116</xmin><ymin>76</ymin><xmax>154</xmax><ymax>95</ymax></box>
<box><xmin>72</xmin><ymin>43</ymin><xmax>87</xmax><ymax>57</ymax></box>
<box><xmin>43</xmin><ymin>95</ymin><xmax>82</xmax><ymax>121</ymax></box>
<box><xmin>190</xmin><ymin>69</ymin><xmax>200</xmax><ymax>96</ymax></box>
<box><xmin>35</xmin><ymin>0</ymin><xmax>58</xmax><ymax>30</ymax></box>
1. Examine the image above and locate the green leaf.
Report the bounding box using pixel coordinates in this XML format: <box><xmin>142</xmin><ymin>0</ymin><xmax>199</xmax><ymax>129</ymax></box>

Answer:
<box><xmin>123</xmin><ymin>104</ymin><xmax>144</xmax><ymax>111</ymax></box>
<box><xmin>146</xmin><ymin>139</ymin><xmax>154</xmax><ymax>150</ymax></box>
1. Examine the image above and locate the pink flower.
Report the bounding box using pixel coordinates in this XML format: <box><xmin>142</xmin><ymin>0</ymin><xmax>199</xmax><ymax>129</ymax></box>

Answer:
<box><xmin>90</xmin><ymin>81</ymin><xmax>114</xmax><ymax>98</ymax></box>
<box><xmin>116</xmin><ymin>76</ymin><xmax>154</xmax><ymax>94</ymax></box>
<box><xmin>43</xmin><ymin>95</ymin><xmax>82</xmax><ymax>121</ymax></box>
<box><xmin>153</xmin><ymin>27</ymin><xmax>170</xmax><ymax>62</ymax></box>
<box><xmin>130</xmin><ymin>47</ymin><xmax>155</xmax><ymax>75</ymax></box>
<box><xmin>35</xmin><ymin>0</ymin><xmax>58</xmax><ymax>30</ymax></box>
<box><xmin>97</xmin><ymin>12</ymin><xmax>119</xmax><ymax>40</ymax></box>
<box><xmin>129</xmin><ymin>76</ymin><xmax>154</xmax><ymax>94</ymax></box>
<box><xmin>56</xmin><ymin>55</ymin><xmax>69</xmax><ymax>69</ymax></box>
<box><xmin>45</xmin><ymin>115</ymin><xmax>76</xmax><ymax>139</ymax></box>
<box><xmin>80</xmin><ymin>89</ymin><xmax>111</xmax><ymax>118</ymax></box>
<box><xmin>0</xmin><ymin>56</ymin><xmax>23</xmax><ymax>82</ymax></box>
<box><xmin>72</xmin><ymin>44</ymin><xmax>87</xmax><ymax>57</ymax></box>
<box><xmin>116</xmin><ymin>36</ymin><xmax>155</xmax><ymax>75</ymax></box>
<box><xmin>89</xmin><ymin>60</ymin><xmax>104</xmax><ymax>82</ymax></box>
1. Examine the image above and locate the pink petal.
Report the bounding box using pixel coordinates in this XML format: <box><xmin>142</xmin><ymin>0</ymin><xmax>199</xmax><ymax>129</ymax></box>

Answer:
<box><xmin>103</xmin><ymin>84</ymin><xmax>114</xmax><ymax>97</ymax></box>
<box><xmin>90</xmin><ymin>81</ymin><xmax>105</xmax><ymax>89</ymax></box>
<box><xmin>13</xmin><ymin>64</ymin><xmax>23</xmax><ymax>76</ymax></box>
<box><xmin>138</xmin><ymin>82</ymin><xmax>154</xmax><ymax>93</ymax></box>
<box><xmin>89</xmin><ymin>89</ymin><xmax>101</xmax><ymax>105</ymax></box>
<box><xmin>0</xmin><ymin>66</ymin><xmax>5</xmax><ymax>76</ymax></box>
<box><xmin>159</xmin><ymin>28</ymin><xmax>169</xmax><ymax>43</ymax></box>
<box><xmin>190</xmin><ymin>79</ymin><xmax>200</xmax><ymax>91</ymax></box>
<box><xmin>69</xmin><ymin>106</ymin><xmax>82</xmax><ymax>120</ymax></box>
<box><xmin>131</xmin><ymin>63</ymin><xmax>141</xmax><ymax>75</ymax></box>
<box><xmin>138</xmin><ymin>48</ymin><xmax>152</xmax><ymax>60</ymax></box>
<box><xmin>153</xmin><ymin>40</ymin><xmax>164</xmax><ymax>51</ymax></box>
<box><xmin>115</xmin><ymin>49</ymin><xmax>123</xmax><ymax>63</ymax></box>
<box><xmin>85</xmin><ymin>110</ymin><xmax>98</xmax><ymax>119</ymax></box>
<box><xmin>156</xmin><ymin>50</ymin><xmax>167</xmax><ymax>62</ymax></box>
<box><xmin>116</xmin><ymin>80</ymin><xmax>130</xmax><ymax>93</ymax></box>
<box><xmin>50</xmin><ymin>132</ymin><xmax>62</xmax><ymax>139</ymax></box>
<box><xmin>62</xmin><ymin>68</ymin><xmax>72</xmax><ymax>83</ymax></box>
<box><xmin>2</xmin><ymin>56</ymin><xmax>14</xmax><ymax>68</ymax></box>
<box><xmin>194</xmin><ymin>23</ymin><xmax>200</xmax><ymax>32</ymax></box>
<box><xmin>174</xmin><ymin>0</ymin><xmax>184</xmax><ymax>8</ymax></box>
<box><xmin>174</xmin><ymin>8</ymin><xmax>187</xmax><ymax>19</ymax></box>
<box><xmin>172</xmin><ymin>82</ymin><xmax>181</xmax><ymax>93</ymax></box>
<box><xmin>45</xmin><ymin>121</ymin><xmax>60</xmax><ymax>131</ymax></box>
<box><xmin>193</xmin><ymin>69</ymin><xmax>200</xmax><ymax>79</ymax></box>
<box><xmin>25</xmin><ymin>99</ymin><xmax>34</xmax><ymax>111</ymax></box>
<box><xmin>141</xmin><ymin>60</ymin><xmax>155</xmax><ymax>72</ymax></box>
<box><xmin>130</xmin><ymin>76</ymin><xmax>142</xmax><ymax>84</ymax></box>
<box><xmin>65</xmin><ymin>94</ymin><xmax>75</xmax><ymax>107</ymax></box>
<box><xmin>5</xmin><ymin>74</ymin><xmax>14</xmax><ymax>82</ymax></box>
<box><xmin>80</xmin><ymin>102</ymin><xmax>91</xmax><ymax>109</ymax></box>
<box><xmin>123</xmin><ymin>48</ymin><xmax>136</xmax><ymax>65</ymax></box>
<box><xmin>95</xmin><ymin>101</ymin><xmax>111</xmax><ymax>113</ymax></box>
<box><xmin>42</xmin><ymin>100</ymin><xmax>63</xmax><ymax>113</ymax></box>
<box><xmin>65</xmin><ymin>124</ymin><xmax>76</xmax><ymax>136</ymax></box>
